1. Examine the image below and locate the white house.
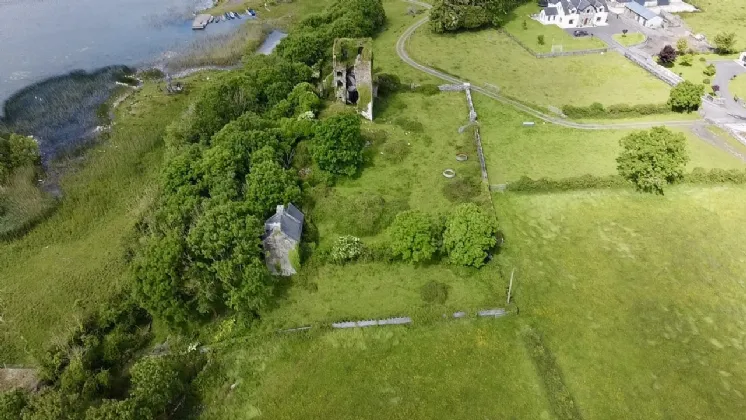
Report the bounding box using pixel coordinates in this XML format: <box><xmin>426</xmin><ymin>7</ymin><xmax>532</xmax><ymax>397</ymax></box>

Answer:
<box><xmin>623</xmin><ymin>2</ymin><xmax>664</xmax><ymax>28</ymax></box>
<box><xmin>536</xmin><ymin>0</ymin><xmax>609</xmax><ymax>28</ymax></box>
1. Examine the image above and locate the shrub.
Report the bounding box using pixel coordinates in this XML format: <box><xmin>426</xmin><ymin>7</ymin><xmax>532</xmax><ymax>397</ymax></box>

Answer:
<box><xmin>333</xmin><ymin>193</ymin><xmax>407</xmax><ymax>236</ymax></box>
<box><xmin>376</xmin><ymin>73</ymin><xmax>402</xmax><ymax>96</ymax></box>
<box><xmin>537</xmin><ymin>35</ymin><xmax>545</xmax><ymax>46</ymax></box>
<box><xmin>443</xmin><ymin>177</ymin><xmax>480</xmax><ymax>202</ymax></box>
<box><xmin>330</xmin><ymin>235</ymin><xmax>364</xmax><ymax>264</ymax></box>
<box><xmin>312</xmin><ymin>113</ymin><xmax>365</xmax><ymax>176</ymax></box>
<box><xmin>413</xmin><ymin>84</ymin><xmax>441</xmax><ymax>95</ymax></box>
<box><xmin>699</xmin><ymin>56</ymin><xmax>706</xmax><ymax>62</ymax></box>
<box><xmin>562</xmin><ymin>103</ymin><xmax>670</xmax><ymax>119</ymax></box>
<box><xmin>658</xmin><ymin>45</ymin><xmax>677</xmax><ymax>66</ymax></box>
<box><xmin>388</xmin><ymin>210</ymin><xmax>441</xmax><ymax>263</ymax></box>
<box><xmin>713</xmin><ymin>32</ymin><xmax>737</xmax><ymax>54</ymax></box>
<box><xmin>668</xmin><ymin>80</ymin><xmax>704</xmax><ymax>112</ymax></box>
<box><xmin>506</xmin><ymin>174</ymin><xmax>627</xmax><ymax>193</ymax></box>
<box><xmin>679</xmin><ymin>54</ymin><xmax>693</xmax><ymax>66</ymax></box>
<box><xmin>684</xmin><ymin>167</ymin><xmax>746</xmax><ymax>184</ymax></box>
<box><xmin>420</xmin><ymin>281</ymin><xmax>450</xmax><ymax>304</ymax></box>
<box><xmin>703</xmin><ymin>78</ymin><xmax>711</xmax><ymax>85</ymax></box>
<box><xmin>381</xmin><ymin>139</ymin><xmax>411</xmax><ymax>163</ymax></box>
<box><xmin>0</xmin><ymin>390</ymin><xmax>28</xmax><ymax>420</ymax></box>
<box><xmin>617</xmin><ymin>127</ymin><xmax>689</xmax><ymax>194</ymax></box>
<box><xmin>443</xmin><ymin>203</ymin><xmax>496</xmax><ymax>268</ymax></box>
<box><xmin>703</xmin><ymin>64</ymin><xmax>716</xmax><ymax>77</ymax></box>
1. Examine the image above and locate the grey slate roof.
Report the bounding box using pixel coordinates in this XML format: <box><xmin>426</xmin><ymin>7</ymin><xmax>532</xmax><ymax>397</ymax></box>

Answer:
<box><xmin>657</xmin><ymin>0</ymin><xmax>670</xmax><ymax>5</ymax></box>
<box><xmin>544</xmin><ymin>6</ymin><xmax>558</xmax><ymax>16</ymax></box>
<box><xmin>280</xmin><ymin>203</ymin><xmax>304</xmax><ymax>242</ymax></box>
<box><xmin>625</xmin><ymin>1</ymin><xmax>659</xmax><ymax>19</ymax></box>
<box><xmin>264</xmin><ymin>203</ymin><xmax>304</xmax><ymax>242</ymax></box>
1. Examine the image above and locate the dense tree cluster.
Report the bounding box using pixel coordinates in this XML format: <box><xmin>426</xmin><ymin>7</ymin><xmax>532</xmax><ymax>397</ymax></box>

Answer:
<box><xmin>275</xmin><ymin>0</ymin><xmax>386</xmax><ymax>66</ymax></box>
<box><xmin>386</xmin><ymin>205</ymin><xmax>497</xmax><ymax>267</ymax></box>
<box><xmin>616</xmin><ymin>127</ymin><xmax>689</xmax><ymax>194</ymax></box>
<box><xmin>429</xmin><ymin>0</ymin><xmax>528</xmax><ymax>33</ymax></box>
<box><xmin>0</xmin><ymin>132</ymin><xmax>39</xmax><ymax>183</ymax></box>
<box><xmin>132</xmin><ymin>0</ymin><xmax>384</xmax><ymax>329</ymax></box>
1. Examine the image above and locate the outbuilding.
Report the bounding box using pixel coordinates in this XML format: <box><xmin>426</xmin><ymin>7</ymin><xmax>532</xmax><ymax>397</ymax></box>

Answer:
<box><xmin>624</xmin><ymin>2</ymin><xmax>663</xmax><ymax>28</ymax></box>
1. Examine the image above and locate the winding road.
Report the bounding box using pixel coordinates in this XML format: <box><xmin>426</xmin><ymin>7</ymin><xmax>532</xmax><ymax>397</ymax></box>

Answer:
<box><xmin>395</xmin><ymin>0</ymin><xmax>746</xmax><ymax>160</ymax></box>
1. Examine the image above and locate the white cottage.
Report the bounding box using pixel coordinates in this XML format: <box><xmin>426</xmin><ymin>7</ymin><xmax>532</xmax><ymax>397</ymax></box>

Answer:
<box><xmin>537</xmin><ymin>0</ymin><xmax>609</xmax><ymax>28</ymax></box>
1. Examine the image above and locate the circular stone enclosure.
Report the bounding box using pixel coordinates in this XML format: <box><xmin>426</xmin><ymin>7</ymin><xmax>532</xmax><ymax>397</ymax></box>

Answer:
<box><xmin>456</xmin><ymin>153</ymin><xmax>468</xmax><ymax>162</ymax></box>
<box><xmin>443</xmin><ymin>169</ymin><xmax>456</xmax><ymax>178</ymax></box>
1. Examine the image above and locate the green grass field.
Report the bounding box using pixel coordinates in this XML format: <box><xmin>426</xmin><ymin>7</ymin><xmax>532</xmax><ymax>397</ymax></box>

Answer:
<box><xmin>473</xmin><ymin>96</ymin><xmax>743</xmax><ymax>183</ymax></box>
<box><xmin>681</xmin><ymin>0</ymin><xmax>746</xmax><ymax>51</ymax></box>
<box><xmin>613</xmin><ymin>32</ymin><xmax>646</xmax><ymax>47</ymax></box>
<box><xmin>503</xmin><ymin>3</ymin><xmax>606</xmax><ymax>53</ymax></box>
<box><xmin>198</xmin><ymin>319</ymin><xmax>552</xmax><ymax>420</ymax></box>
<box><xmin>494</xmin><ymin>186</ymin><xmax>746</xmax><ymax>419</ymax></box>
<box><xmin>407</xmin><ymin>22</ymin><xmax>670</xmax><ymax>108</ymax></box>
<box><xmin>0</xmin><ymin>80</ymin><xmax>201</xmax><ymax>363</ymax></box>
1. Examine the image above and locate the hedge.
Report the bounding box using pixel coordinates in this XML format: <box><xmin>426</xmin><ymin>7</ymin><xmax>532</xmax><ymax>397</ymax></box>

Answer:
<box><xmin>562</xmin><ymin>102</ymin><xmax>671</xmax><ymax>119</ymax></box>
<box><xmin>506</xmin><ymin>169</ymin><xmax>746</xmax><ymax>193</ymax></box>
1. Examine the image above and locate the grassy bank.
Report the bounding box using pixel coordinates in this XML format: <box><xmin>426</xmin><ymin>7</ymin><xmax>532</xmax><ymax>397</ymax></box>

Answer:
<box><xmin>0</xmin><ymin>78</ymin><xmax>205</xmax><ymax>363</ymax></box>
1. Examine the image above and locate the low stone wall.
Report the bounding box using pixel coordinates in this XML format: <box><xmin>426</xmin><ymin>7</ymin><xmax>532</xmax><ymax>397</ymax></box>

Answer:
<box><xmin>623</xmin><ymin>51</ymin><xmax>683</xmax><ymax>86</ymax></box>
<box><xmin>501</xmin><ymin>30</ymin><xmax>609</xmax><ymax>58</ymax></box>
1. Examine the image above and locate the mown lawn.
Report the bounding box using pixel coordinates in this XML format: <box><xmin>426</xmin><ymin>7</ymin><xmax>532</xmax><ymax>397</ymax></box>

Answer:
<box><xmin>494</xmin><ymin>186</ymin><xmax>746</xmax><ymax>419</ymax></box>
<box><xmin>407</xmin><ymin>20</ymin><xmax>670</xmax><ymax>108</ymax></box>
<box><xmin>474</xmin><ymin>96</ymin><xmax>744</xmax><ymax>183</ymax></box>
<box><xmin>0</xmin><ymin>80</ymin><xmax>201</xmax><ymax>363</ymax></box>
<box><xmin>613</xmin><ymin>32</ymin><xmax>646</xmax><ymax>47</ymax></box>
<box><xmin>504</xmin><ymin>3</ymin><xmax>606</xmax><ymax>53</ymax></box>
<box><xmin>198</xmin><ymin>319</ymin><xmax>552</xmax><ymax>420</ymax></box>
<box><xmin>681</xmin><ymin>0</ymin><xmax>746</xmax><ymax>51</ymax></box>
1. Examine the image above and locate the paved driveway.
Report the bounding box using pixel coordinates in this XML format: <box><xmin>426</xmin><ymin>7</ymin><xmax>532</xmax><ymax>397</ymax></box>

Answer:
<box><xmin>562</xmin><ymin>14</ymin><xmax>635</xmax><ymax>38</ymax></box>
<box><xmin>712</xmin><ymin>61</ymin><xmax>746</xmax><ymax>118</ymax></box>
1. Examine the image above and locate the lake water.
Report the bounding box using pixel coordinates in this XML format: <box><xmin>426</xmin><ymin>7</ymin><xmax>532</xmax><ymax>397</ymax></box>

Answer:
<box><xmin>0</xmin><ymin>0</ymin><xmax>245</xmax><ymax>111</ymax></box>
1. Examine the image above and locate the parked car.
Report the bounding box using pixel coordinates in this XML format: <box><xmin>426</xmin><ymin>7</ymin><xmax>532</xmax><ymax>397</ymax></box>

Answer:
<box><xmin>574</xmin><ymin>30</ymin><xmax>590</xmax><ymax>37</ymax></box>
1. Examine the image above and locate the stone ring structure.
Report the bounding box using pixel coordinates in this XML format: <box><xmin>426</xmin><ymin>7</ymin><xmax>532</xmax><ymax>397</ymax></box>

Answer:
<box><xmin>456</xmin><ymin>153</ymin><xmax>468</xmax><ymax>161</ymax></box>
<box><xmin>443</xmin><ymin>169</ymin><xmax>456</xmax><ymax>178</ymax></box>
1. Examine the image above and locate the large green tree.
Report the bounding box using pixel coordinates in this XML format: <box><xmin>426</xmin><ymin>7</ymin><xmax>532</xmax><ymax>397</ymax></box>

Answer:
<box><xmin>442</xmin><ymin>203</ymin><xmax>497</xmax><ymax>267</ymax></box>
<box><xmin>713</xmin><ymin>32</ymin><xmax>737</xmax><ymax>54</ymax></box>
<box><xmin>616</xmin><ymin>127</ymin><xmax>689</xmax><ymax>194</ymax></box>
<box><xmin>668</xmin><ymin>80</ymin><xmax>704</xmax><ymax>113</ymax></box>
<box><xmin>388</xmin><ymin>211</ymin><xmax>441</xmax><ymax>263</ymax></box>
<box><xmin>244</xmin><ymin>158</ymin><xmax>301</xmax><ymax>217</ymax></box>
<box><xmin>312</xmin><ymin>114</ymin><xmax>365</xmax><ymax>176</ymax></box>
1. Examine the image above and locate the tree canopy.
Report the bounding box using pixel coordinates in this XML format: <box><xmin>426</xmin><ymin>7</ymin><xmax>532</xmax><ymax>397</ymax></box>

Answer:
<box><xmin>668</xmin><ymin>80</ymin><xmax>704</xmax><ymax>113</ymax></box>
<box><xmin>713</xmin><ymin>32</ymin><xmax>737</xmax><ymax>54</ymax></box>
<box><xmin>430</xmin><ymin>0</ymin><xmax>527</xmax><ymax>33</ymax></box>
<box><xmin>388</xmin><ymin>210</ymin><xmax>441</xmax><ymax>263</ymax></box>
<box><xmin>442</xmin><ymin>203</ymin><xmax>497</xmax><ymax>267</ymax></box>
<box><xmin>616</xmin><ymin>127</ymin><xmax>689</xmax><ymax>194</ymax></box>
<box><xmin>312</xmin><ymin>113</ymin><xmax>365</xmax><ymax>176</ymax></box>
<box><xmin>658</xmin><ymin>45</ymin><xmax>677</xmax><ymax>66</ymax></box>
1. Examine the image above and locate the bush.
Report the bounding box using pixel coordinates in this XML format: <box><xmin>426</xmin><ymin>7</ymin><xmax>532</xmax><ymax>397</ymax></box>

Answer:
<box><xmin>388</xmin><ymin>210</ymin><xmax>441</xmax><ymax>263</ymax></box>
<box><xmin>420</xmin><ymin>281</ymin><xmax>450</xmax><ymax>304</ymax></box>
<box><xmin>429</xmin><ymin>0</ymin><xmax>525</xmax><ymax>33</ymax></box>
<box><xmin>683</xmin><ymin>167</ymin><xmax>746</xmax><ymax>184</ymax></box>
<box><xmin>699</xmin><ymin>56</ymin><xmax>707</xmax><ymax>62</ymax></box>
<box><xmin>413</xmin><ymin>84</ymin><xmax>441</xmax><ymax>95</ymax></box>
<box><xmin>443</xmin><ymin>177</ymin><xmax>480</xmax><ymax>202</ymax></box>
<box><xmin>562</xmin><ymin>103</ymin><xmax>670</xmax><ymax>119</ymax></box>
<box><xmin>537</xmin><ymin>34</ymin><xmax>545</xmax><ymax>46</ymax></box>
<box><xmin>312</xmin><ymin>113</ymin><xmax>365</xmax><ymax>176</ymax></box>
<box><xmin>330</xmin><ymin>235</ymin><xmax>365</xmax><ymax>264</ymax></box>
<box><xmin>703</xmin><ymin>63</ymin><xmax>716</xmax><ymax>77</ymax></box>
<box><xmin>393</xmin><ymin>116</ymin><xmax>424</xmax><ymax>133</ymax></box>
<box><xmin>668</xmin><ymin>80</ymin><xmax>704</xmax><ymax>112</ymax></box>
<box><xmin>376</xmin><ymin>73</ymin><xmax>402</xmax><ymax>96</ymax></box>
<box><xmin>617</xmin><ymin>127</ymin><xmax>689</xmax><ymax>194</ymax></box>
<box><xmin>506</xmin><ymin>174</ymin><xmax>627</xmax><ymax>193</ymax></box>
<box><xmin>0</xmin><ymin>390</ymin><xmax>28</xmax><ymax>420</ymax></box>
<box><xmin>442</xmin><ymin>203</ymin><xmax>497</xmax><ymax>268</ymax></box>
<box><xmin>703</xmin><ymin>78</ymin><xmax>711</xmax><ymax>85</ymax></box>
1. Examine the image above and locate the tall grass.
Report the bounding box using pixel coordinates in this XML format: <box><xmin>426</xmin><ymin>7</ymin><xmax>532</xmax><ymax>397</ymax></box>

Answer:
<box><xmin>165</xmin><ymin>22</ymin><xmax>269</xmax><ymax>73</ymax></box>
<box><xmin>0</xmin><ymin>166</ymin><xmax>56</xmax><ymax>239</ymax></box>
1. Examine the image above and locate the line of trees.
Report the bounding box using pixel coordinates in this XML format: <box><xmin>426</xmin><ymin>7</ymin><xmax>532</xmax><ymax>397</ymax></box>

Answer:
<box><xmin>429</xmin><ymin>0</ymin><xmax>528</xmax><ymax>33</ymax></box>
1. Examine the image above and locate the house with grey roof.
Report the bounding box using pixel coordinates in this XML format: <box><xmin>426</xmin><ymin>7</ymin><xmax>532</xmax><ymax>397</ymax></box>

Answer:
<box><xmin>536</xmin><ymin>0</ymin><xmax>609</xmax><ymax>28</ymax></box>
<box><xmin>263</xmin><ymin>203</ymin><xmax>304</xmax><ymax>276</ymax></box>
<box><xmin>609</xmin><ymin>0</ymin><xmax>695</xmax><ymax>14</ymax></box>
<box><xmin>623</xmin><ymin>1</ymin><xmax>663</xmax><ymax>28</ymax></box>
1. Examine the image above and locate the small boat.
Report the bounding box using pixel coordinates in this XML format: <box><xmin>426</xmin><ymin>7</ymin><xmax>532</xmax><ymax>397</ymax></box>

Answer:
<box><xmin>234</xmin><ymin>12</ymin><xmax>241</xmax><ymax>19</ymax></box>
<box><xmin>248</xmin><ymin>8</ymin><xmax>256</xmax><ymax>17</ymax></box>
<box><xmin>208</xmin><ymin>15</ymin><xmax>214</xmax><ymax>23</ymax></box>
<box><xmin>221</xmin><ymin>15</ymin><xmax>226</xmax><ymax>21</ymax></box>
